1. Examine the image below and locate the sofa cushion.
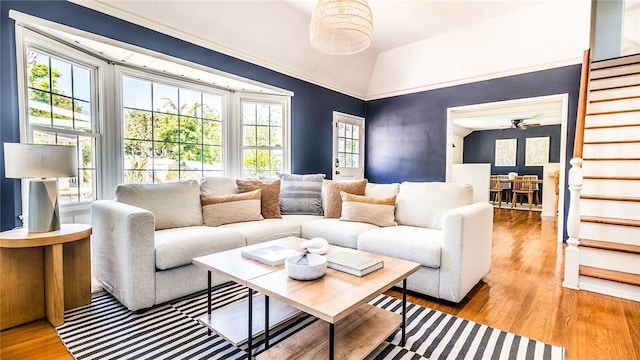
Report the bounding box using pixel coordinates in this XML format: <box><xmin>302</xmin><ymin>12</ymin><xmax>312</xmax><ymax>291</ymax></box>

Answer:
<box><xmin>154</xmin><ymin>226</ymin><xmax>246</xmax><ymax>270</ymax></box>
<box><xmin>322</xmin><ymin>179</ymin><xmax>367</xmax><ymax>218</ymax></box>
<box><xmin>395</xmin><ymin>182</ymin><xmax>473</xmax><ymax>230</ymax></box>
<box><xmin>357</xmin><ymin>225</ymin><xmax>442</xmax><ymax>268</ymax></box>
<box><xmin>278</xmin><ymin>173</ymin><xmax>325</xmax><ymax>215</ymax></box>
<box><xmin>301</xmin><ymin>218</ymin><xmax>379</xmax><ymax>249</ymax></box>
<box><xmin>220</xmin><ymin>218</ymin><xmax>305</xmax><ymax>245</ymax></box>
<box><xmin>340</xmin><ymin>191</ymin><xmax>397</xmax><ymax>227</ymax></box>
<box><xmin>115</xmin><ymin>180</ymin><xmax>202</xmax><ymax>230</ymax></box>
<box><xmin>236</xmin><ymin>179</ymin><xmax>282</xmax><ymax>219</ymax></box>
<box><xmin>365</xmin><ymin>183</ymin><xmax>400</xmax><ymax>198</ymax></box>
<box><xmin>200</xmin><ymin>176</ymin><xmax>238</xmax><ymax>196</ymax></box>
<box><xmin>201</xmin><ymin>189</ymin><xmax>264</xmax><ymax>226</ymax></box>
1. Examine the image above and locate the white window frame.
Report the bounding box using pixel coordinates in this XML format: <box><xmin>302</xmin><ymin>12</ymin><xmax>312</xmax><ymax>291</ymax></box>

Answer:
<box><xmin>15</xmin><ymin>26</ymin><xmax>107</xmax><ymax>217</ymax></box>
<box><xmin>114</xmin><ymin>66</ymin><xmax>232</xmax><ymax>183</ymax></box>
<box><xmin>236</xmin><ymin>93</ymin><xmax>291</xmax><ymax>178</ymax></box>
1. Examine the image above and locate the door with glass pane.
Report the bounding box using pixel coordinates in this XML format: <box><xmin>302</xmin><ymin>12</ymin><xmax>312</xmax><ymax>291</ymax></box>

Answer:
<box><xmin>332</xmin><ymin>112</ymin><xmax>364</xmax><ymax>180</ymax></box>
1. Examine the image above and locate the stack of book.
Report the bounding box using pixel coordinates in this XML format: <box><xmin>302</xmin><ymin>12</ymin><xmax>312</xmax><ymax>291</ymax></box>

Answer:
<box><xmin>324</xmin><ymin>251</ymin><xmax>384</xmax><ymax>276</ymax></box>
<box><xmin>241</xmin><ymin>245</ymin><xmax>302</xmax><ymax>266</ymax></box>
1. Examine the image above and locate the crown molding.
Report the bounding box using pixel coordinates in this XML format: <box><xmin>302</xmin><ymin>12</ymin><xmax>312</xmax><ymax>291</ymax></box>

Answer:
<box><xmin>363</xmin><ymin>57</ymin><xmax>583</xmax><ymax>101</ymax></box>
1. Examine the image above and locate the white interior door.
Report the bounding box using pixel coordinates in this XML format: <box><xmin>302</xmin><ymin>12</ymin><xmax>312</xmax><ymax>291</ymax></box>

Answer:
<box><xmin>332</xmin><ymin>112</ymin><xmax>364</xmax><ymax>180</ymax></box>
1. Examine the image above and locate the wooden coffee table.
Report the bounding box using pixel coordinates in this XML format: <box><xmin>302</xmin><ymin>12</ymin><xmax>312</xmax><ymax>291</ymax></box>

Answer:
<box><xmin>192</xmin><ymin>236</ymin><xmax>421</xmax><ymax>360</ymax></box>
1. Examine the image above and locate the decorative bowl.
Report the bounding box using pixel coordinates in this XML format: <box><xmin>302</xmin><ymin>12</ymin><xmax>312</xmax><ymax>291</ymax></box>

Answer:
<box><xmin>285</xmin><ymin>254</ymin><xmax>327</xmax><ymax>281</ymax></box>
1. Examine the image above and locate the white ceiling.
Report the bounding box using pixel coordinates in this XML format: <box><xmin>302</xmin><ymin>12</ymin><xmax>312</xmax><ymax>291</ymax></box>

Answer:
<box><xmin>72</xmin><ymin>0</ymin><xmax>581</xmax><ymax>100</ymax></box>
<box><xmin>284</xmin><ymin>0</ymin><xmax>537</xmax><ymax>53</ymax></box>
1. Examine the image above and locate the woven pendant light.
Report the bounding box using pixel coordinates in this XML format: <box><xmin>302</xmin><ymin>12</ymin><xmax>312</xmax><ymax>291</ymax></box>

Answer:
<box><xmin>310</xmin><ymin>0</ymin><xmax>373</xmax><ymax>55</ymax></box>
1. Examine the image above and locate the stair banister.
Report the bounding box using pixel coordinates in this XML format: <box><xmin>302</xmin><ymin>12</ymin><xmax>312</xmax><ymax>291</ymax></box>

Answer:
<box><xmin>563</xmin><ymin>49</ymin><xmax>590</xmax><ymax>289</ymax></box>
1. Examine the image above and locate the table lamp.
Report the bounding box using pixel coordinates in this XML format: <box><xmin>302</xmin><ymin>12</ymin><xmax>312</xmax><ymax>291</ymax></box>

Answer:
<box><xmin>4</xmin><ymin>143</ymin><xmax>77</xmax><ymax>233</ymax></box>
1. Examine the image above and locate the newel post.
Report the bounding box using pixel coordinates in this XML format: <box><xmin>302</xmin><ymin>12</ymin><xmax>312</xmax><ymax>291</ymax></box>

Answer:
<box><xmin>563</xmin><ymin>157</ymin><xmax>583</xmax><ymax>289</ymax></box>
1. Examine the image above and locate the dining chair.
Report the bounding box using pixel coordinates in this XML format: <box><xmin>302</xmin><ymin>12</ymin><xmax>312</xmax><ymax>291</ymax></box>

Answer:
<box><xmin>498</xmin><ymin>174</ymin><xmax>512</xmax><ymax>203</ymax></box>
<box><xmin>523</xmin><ymin>174</ymin><xmax>540</xmax><ymax>205</ymax></box>
<box><xmin>489</xmin><ymin>175</ymin><xmax>502</xmax><ymax>208</ymax></box>
<box><xmin>511</xmin><ymin>176</ymin><xmax>534</xmax><ymax>211</ymax></box>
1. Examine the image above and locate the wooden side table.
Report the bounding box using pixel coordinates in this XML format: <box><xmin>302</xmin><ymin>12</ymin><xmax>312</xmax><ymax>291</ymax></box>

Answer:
<box><xmin>0</xmin><ymin>224</ymin><xmax>92</xmax><ymax>330</ymax></box>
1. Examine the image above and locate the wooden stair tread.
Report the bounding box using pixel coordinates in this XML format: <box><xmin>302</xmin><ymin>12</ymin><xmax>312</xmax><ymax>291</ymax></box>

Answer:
<box><xmin>591</xmin><ymin>53</ymin><xmax>640</xmax><ymax>69</ymax></box>
<box><xmin>585</xmin><ymin>123</ymin><xmax>640</xmax><ymax>130</ymax></box>
<box><xmin>585</xmin><ymin>109</ymin><xmax>640</xmax><ymax>116</ymax></box>
<box><xmin>583</xmin><ymin>139</ymin><xmax>640</xmax><ymax>144</ymax></box>
<box><xmin>579</xmin><ymin>266</ymin><xmax>640</xmax><ymax>287</ymax></box>
<box><xmin>590</xmin><ymin>95</ymin><xmax>640</xmax><ymax>103</ymax></box>
<box><xmin>583</xmin><ymin>176</ymin><xmax>640</xmax><ymax>181</ymax></box>
<box><xmin>581</xmin><ymin>194</ymin><xmax>640</xmax><ymax>202</ymax></box>
<box><xmin>590</xmin><ymin>84</ymin><xmax>640</xmax><ymax>92</ymax></box>
<box><xmin>582</xmin><ymin>157</ymin><xmax>640</xmax><ymax>161</ymax></box>
<box><xmin>581</xmin><ymin>216</ymin><xmax>640</xmax><ymax>227</ymax></box>
<box><xmin>579</xmin><ymin>239</ymin><xmax>640</xmax><ymax>255</ymax></box>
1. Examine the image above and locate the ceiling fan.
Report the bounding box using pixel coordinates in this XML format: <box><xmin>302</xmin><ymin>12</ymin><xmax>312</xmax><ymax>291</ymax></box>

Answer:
<box><xmin>511</xmin><ymin>118</ymin><xmax>541</xmax><ymax>130</ymax></box>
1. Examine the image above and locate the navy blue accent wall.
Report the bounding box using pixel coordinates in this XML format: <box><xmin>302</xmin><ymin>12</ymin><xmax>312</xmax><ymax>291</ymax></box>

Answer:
<box><xmin>365</xmin><ymin>66</ymin><xmax>580</xmax><ymax>183</ymax></box>
<box><xmin>463</xmin><ymin>125</ymin><xmax>562</xmax><ymax>179</ymax></box>
<box><xmin>365</xmin><ymin>65</ymin><xmax>581</xmax><ymax>240</ymax></box>
<box><xmin>0</xmin><ymin>0</ymin><xmax>364</xmax><ymax>230</ymax></box>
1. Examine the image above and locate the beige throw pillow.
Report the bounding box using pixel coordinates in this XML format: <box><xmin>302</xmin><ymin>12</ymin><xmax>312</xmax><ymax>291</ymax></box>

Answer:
<box><xmin>236</xmin><ymin>179</ymin><xmax>282</xmax><ymax>219</ymax></box>
<box><xmin>201</xmin><ymin>189</ymin><xmax>264</xmax><ymax>226</ymax></box>
<box><xmin>323</xmin><ymin>179</ymin><xmax>367</xmax><ymax>218</ymax></box>
<box><xmin>340</xmin><ymin>191</ymin><xmax>397</xmax><ymax>227</ymax></box>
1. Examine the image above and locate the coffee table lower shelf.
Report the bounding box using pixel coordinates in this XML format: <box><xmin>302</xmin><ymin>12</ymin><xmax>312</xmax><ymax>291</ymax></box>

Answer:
<box><xmin>197</xmin><ymin>294</ymin><xmax>301</xmax><ymax>346</ymax></box>
<box><xmin>256</xmin><ymin>303</ymin><xmax>401</xmax><ymax>360</ymax></box>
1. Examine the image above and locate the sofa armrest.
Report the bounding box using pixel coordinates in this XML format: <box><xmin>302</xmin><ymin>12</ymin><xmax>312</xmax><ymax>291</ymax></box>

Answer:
<box><xmin>439</xmin><ymin>202</ymin><xmax>493</xmax><ymax>303</ymax></box>
<box><xmin>91</xmin><ymin>200</ymin><xmax>156</xmax><ymax>311</ymax></box>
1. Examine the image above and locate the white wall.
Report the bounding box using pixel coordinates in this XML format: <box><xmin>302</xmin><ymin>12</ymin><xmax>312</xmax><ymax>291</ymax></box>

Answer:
<box><xmin>541</xmin><ymin>162</ymin><xmax>561</xmax><ymax>218</ymax></box>
<box><xmin>451</xmin><ymin>135</ymin><xmax>464</xmax><ymax>164</ymax></box>
<box><xmin>366</xmin><ymin>1</ymin><xmax>591</xmax><ymax>99</ymax></box>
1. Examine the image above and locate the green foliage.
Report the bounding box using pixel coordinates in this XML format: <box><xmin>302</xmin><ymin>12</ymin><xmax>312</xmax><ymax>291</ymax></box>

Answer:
<box><xmin>122</xmin><ymin>94</ymin><xmax>225</xmax><ymax>182</ymax></box>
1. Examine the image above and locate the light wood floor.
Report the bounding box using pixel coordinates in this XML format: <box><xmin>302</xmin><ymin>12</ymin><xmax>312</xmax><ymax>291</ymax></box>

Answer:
<box><xmin>1</xmin><ymin>209</ymin><xmax>638</xmax><ymax>359</ymax></box>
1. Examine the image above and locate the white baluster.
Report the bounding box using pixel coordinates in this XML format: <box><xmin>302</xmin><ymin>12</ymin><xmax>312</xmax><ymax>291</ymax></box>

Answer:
<box><xmin>563</xmin><ymin>157</ymin><xmax>583</xmax><ymax>289</ymax></box>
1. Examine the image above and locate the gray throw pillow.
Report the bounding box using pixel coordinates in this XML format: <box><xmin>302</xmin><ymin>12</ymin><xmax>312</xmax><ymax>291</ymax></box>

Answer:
<box><xmin>278</xmin><ymin>173</ymin><xmax>325</xmax><ymax>215</ymax></box>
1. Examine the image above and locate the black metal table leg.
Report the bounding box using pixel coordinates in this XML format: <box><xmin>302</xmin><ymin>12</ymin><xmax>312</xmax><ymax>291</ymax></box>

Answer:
<box><xmin>329</xmin><ymin>322</ymin><xmax>335</xmax><ymax>360</ymax></box>
<box><xmin>207</xmin><ymin>271</ymin><xmax>212</xmax><ymax>336</ymax></box>
<box><xmin>401</xmin><ymin>279</ymin><xmax>407</xmax><ymax>346</ymax></box>
<box><xmin>264</xmin><ymin>295</ymin><xmax>270</xmax><ymax>349</ymax></box>
<box><xmin>247</xmin><ymin>288</ymin><xmax>253</xmax><ymax>359</ymax></box>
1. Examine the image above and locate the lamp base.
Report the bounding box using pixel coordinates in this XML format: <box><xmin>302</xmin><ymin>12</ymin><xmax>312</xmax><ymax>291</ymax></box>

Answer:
<box><xmin>28</xmin><ymin>179</ymin><xmax>60</xmax><ymax>233</ymax></box>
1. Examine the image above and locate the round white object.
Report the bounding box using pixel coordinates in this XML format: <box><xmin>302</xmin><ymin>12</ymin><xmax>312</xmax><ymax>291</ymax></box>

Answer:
<box><xmin>299</xmin><ymin>237</ymin><xmax>330</xmax><ymax>255</ymax></box>
<box><xmin>285</xmin><ymin>254</ymin><xmax>327</xmax><ymax>281</ymax></box>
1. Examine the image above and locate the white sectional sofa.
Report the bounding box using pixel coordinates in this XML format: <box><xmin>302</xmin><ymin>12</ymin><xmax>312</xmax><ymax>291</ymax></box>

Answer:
<box><xmin>91</xmin><ymin>176</ymin><xmax>493</xmax><ymax>311</ymax></box>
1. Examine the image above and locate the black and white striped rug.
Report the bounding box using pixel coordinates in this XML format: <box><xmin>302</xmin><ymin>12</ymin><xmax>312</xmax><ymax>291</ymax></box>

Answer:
<box><xmin>57</xmin><ymin>283</ymin><xmax>564</xmax><ymax>359</ymax></box>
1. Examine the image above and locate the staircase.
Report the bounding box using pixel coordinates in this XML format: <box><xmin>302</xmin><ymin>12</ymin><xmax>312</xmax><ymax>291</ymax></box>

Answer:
<box><xmin>563</xmin><ymin>52</ymin><xmax>640</xmax><ymax>302</ymax></box>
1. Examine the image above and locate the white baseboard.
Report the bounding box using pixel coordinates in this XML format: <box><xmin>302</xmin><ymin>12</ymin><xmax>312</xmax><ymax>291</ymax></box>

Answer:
<box><xmin>578</xmin><ymin>275</ymin><xmax>640</xmax><ymax>302</ymax></box>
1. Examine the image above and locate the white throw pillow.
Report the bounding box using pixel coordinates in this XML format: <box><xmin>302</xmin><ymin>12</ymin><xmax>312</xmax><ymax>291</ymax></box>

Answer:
<box><xmin>200</xmin><ymin>176</ymin><xmax>239</xmax><ymax>196</ymax></box>
<box><xmin>116</xmin><ymin>180</ymin><xmax>203</xmax><ymax>230</ymax></box>
<box><xmin>365</xmin><ymin>183</ymin><xmax>400</xmax><ymax>198</ymax></box>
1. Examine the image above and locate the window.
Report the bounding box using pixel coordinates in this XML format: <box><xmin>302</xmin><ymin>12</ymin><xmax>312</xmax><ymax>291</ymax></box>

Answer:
<box><xmin>121</xmin><ymin>74</ymin><xmax>226</xmax><ymax>183</ymax></box>
<box><xmin>15</xmin><ymin>18</ymin><xmax>291</xmax><ymax>220</ymax></box>
<box><xmin>22</xmin><ymin>47</ymin><xmax>100</xmax><ymax>205</ymax></box>
<box><xmin>241</xmin><ymin>98</ymin><xmax>287</xmax><ymax>178</ymax></box>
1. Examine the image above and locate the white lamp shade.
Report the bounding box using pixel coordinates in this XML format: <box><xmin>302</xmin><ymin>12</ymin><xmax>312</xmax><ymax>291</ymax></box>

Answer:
<box><xmin>4</xmin><ymin>143</ymin><xmax>77</xmax><ymax>179</ymax></box>
<box><xmin>310</xmin><ymin>0</ymin><xmax>373</xmax><ymax>55</ymax></box>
